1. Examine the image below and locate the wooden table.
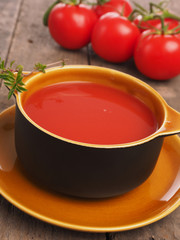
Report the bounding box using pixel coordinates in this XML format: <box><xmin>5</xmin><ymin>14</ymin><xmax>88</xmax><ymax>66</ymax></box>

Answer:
<box><xmin>0</xmin><ymin>0</ymin><xmax>179</xmax><ymax>239</ymax></box>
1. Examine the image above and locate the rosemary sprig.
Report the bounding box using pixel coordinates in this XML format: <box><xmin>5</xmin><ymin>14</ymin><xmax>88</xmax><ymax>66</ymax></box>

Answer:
<box><xmin>34</xmin><ymin>63</ymin><xmax>47</xmax><ymax>73</ymax></box>
<box><xmin>0</xmin><ymin>58</ymin><xmax>47</xmax><ymax>99</ymax></box>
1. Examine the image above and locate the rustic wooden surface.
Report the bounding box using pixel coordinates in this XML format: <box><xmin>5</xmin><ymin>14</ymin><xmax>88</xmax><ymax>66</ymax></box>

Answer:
<box><xmin>0</xmin><ymin>0</ymin><xmax>179</xmax><ymax>239</ymax></box>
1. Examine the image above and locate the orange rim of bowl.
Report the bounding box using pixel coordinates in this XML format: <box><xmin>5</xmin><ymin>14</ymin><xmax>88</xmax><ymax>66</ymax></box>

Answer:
<box><xmin>16</xmin><ymin>65</ymin><xmax>170</xmax><ymax>149</ymax></box>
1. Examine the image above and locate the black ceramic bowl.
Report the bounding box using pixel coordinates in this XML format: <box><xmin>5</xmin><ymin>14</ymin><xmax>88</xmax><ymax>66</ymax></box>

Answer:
<box><xmin>14</xmin><ymin>66</ymin><xmax>180</xmax><ymax>198</ymax></box>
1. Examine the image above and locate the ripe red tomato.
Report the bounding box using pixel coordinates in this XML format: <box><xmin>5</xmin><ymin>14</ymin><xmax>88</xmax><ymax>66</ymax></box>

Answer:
<box><xmin>48</xmin><ymin>3</ymin><xmax>98</xmax><ymax>50</ymax></box>
<box><xmin>134</xmin><ymin>30</ymin><xmax>180</xmax><ymax>80</ymax></box>
<box><xmin>91</xmin><ymin>12</ymin><xmax>140</xmax><ymax>63</ymax></box>
<box><xmin>94</xmin><ymin>0</ymin><xmax>132</xmax><ymax>18</ymax></box>
<box><xmin>134</xmin><ymin>15</ymin><xmax>180</xmax><ymax>32</ymax></box>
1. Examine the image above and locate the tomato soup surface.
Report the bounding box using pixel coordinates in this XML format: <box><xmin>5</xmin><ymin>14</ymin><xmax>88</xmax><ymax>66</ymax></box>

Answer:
<box><xmin>23</xmin><ymin>81</ymin><xmax>158</xmax><ymax>144</ymax></box>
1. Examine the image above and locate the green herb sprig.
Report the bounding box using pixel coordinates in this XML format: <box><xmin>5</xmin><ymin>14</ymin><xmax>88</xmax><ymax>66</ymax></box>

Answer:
<box><xmin>0</xmin><ymin>59</ymin><xmax>66</xmax><ymax>100</ymax></box>
<box><xmin>0</xmin><ymin>58</ymin><xmax>47</xmax><ymax>99</ymax></box>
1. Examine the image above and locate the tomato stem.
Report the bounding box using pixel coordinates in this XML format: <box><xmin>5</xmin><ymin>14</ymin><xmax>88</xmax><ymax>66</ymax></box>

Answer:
<box><xmin>163</xmin><ymin>10</ymin><xmax>180</xmax><ymax>21</ymax></box>
<box><xmin>43</xmin><ymin>0</ymin><xmax>96</xmax><ymax>25</ymax></box>
<box><xmin>149</xmin><ymin>2</ymin><xmax>164</xmax><ymax>13</ymax></box>
<box><xmin>168</xmin><ymin>24</ymin><xmax>180</xmax><ymax>34</ymax></box>
<box><xmin>43</xmin><ymin>0</ymin><xmax>61</xmax><ymax>26</ymax></box>
<box><xmin>133</xmin><ymin>1</ymin><xmax>147</xmax><ymax>14</ymax></box>
<box><xmin>132</xmin><ymin>0</ymin><xmax>180</xmax><ymax>21</ymax></box>
<box><xmin>120</xmin><ymin>3</ymin><xmax>125</xmax><ymax>16</ymax></box>
<box><xmin>96</xmin><ymin>0</ymin><xmax>110</xmax><ymax>6</ymax></box>
<box><xmin>153</xmin><ymin>15</ymin><xmax>165</xmax><ymax>34</ymax></box>
<box><xmin>128</xmin><ymin>9</ymin><xmax>145</xmax><ymax>21</ymax></box>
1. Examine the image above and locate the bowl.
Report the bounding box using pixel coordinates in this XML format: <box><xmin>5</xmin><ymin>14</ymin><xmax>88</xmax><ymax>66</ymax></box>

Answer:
<box><xmin>14</xmin><ymin>65</ymin><xmax>180</xmax><ymax>198</ymax></box>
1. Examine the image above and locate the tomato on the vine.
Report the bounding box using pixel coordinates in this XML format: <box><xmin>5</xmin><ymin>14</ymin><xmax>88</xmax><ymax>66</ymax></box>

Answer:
<box><xmin>94</xmin><ymin>0</ymin><xmax>132</xmax><ymax>18</ymax></box>
<box><xmin>129</xmin><ymin>1</ymin><xmax>180</xmax><ymax>32</ymax></box>
<box><xmin>134</xmin><ymin>30</ymin><xmax>180</xmax><ymax>80</ymax></box>
<box><xmin>48</xmin><ymin>3</ymin><xmax>98</xmax><ymax>50</ymax></box>
<box><xmin>134</xmin><ymin>15</ymin><xmax>180</xmax><ymax>32</ymax></box>
<box><xmin>91</xmin><ymin>12</ymin><xmax>140</xmax><ymax>63</ymax></box>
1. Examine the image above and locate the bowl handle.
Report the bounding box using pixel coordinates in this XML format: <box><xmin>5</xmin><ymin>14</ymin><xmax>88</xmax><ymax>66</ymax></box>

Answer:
<box><xmin>157</xmin><ymin>105</ymin><xmax>180</xmax><ymax>137</ymax></box>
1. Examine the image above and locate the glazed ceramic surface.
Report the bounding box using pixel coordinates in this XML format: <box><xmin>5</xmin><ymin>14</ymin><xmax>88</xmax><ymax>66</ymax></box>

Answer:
<box><xmin>14</xmin><ymin>66</ymin><xmax>180</xmax><ymax>198</ymax></box>
<box><xmin>0</xmin><ymin>106</ymin><xmax>179</xmax><ymax>232</ymax></box>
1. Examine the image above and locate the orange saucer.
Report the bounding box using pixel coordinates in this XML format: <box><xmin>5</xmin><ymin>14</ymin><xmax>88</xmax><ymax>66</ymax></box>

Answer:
<box><xmin>0</xmin><ymin>105</ymin><xmax>180</xmax><ymax>232</ymax></box>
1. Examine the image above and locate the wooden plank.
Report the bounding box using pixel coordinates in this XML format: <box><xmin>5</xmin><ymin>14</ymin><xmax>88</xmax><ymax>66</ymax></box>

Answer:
<box><xmin>0</xmin><ymin>197</ymin><xmax>105</xmax><ymax>240</ymax></box>
<box><xmin>5</xmin><ymin>0</ymin><xmax>89</xmax><ymax>69</ymax></box>
<box><xmin>111</xmin><ymin>208</ymin><xmax>180</xmax><ymax>240</ymax></box>
<box><xmin>90</xmin><ymin>0</ymin><xmax>180</xmax><ymax>239</ymax></box>
<box><xmin>0</xmin><ymin>0</ymin><xmax>90</xmax><ymax>111</ymax></box>
<box><xmin>0</xmin><ymin>0</ymin><xmax>179</xmax><ymax>239</ymax></box>
<box><xmin>0</xmin><ymin>0</ymin><xmax>22</xmax><ymax>60</ymax></box>
<box><xmin>0</xmin><ymin>0</ymin><xmax>22</xmax><ymax>111</ymax></box>
<box><xmin>0</xmin><ymin>0</ymin><xmax>105</xmax><ymax>239</ymax></box>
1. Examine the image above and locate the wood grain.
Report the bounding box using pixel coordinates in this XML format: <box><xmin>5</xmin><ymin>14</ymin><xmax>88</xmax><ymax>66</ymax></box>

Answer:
<box><xmin>110</xmin><ymin>209</ymin><xmax>180</xmax><ymax>240</ymax></box>
<box><xmin>5</xmin><ymin>0</ymin><xmax>89</xmax><ymax>69</ymax></box>
<box><xmin>0</xmin><ymin>196</ymin><xmax>105</xmax><ymax>240</ymax></box>
<box><xmin>0</xmin><ymin>0</ymin><xmax>22</xmax><ymax>111</ymax></box>
<box><xmin>0</xmin><ymin>0</ymin><xmax>179</xmax><ymax>239</ymax></box>
<box><xmin>0</xmin><ymin>0</ymin><xmax>22</xmax><ymax>60</ymax></box>
<box><xmin>0</xmin><ymin>0</ymin><xmax>89</xmax><ymax>112</ymax></box>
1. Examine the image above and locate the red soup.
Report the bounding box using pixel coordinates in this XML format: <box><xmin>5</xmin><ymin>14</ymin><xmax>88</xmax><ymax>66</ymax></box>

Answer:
<box><xmin>23</xmin><ymin>81</ymin><xmax>158</xmax><ymax>144</ymax></box>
